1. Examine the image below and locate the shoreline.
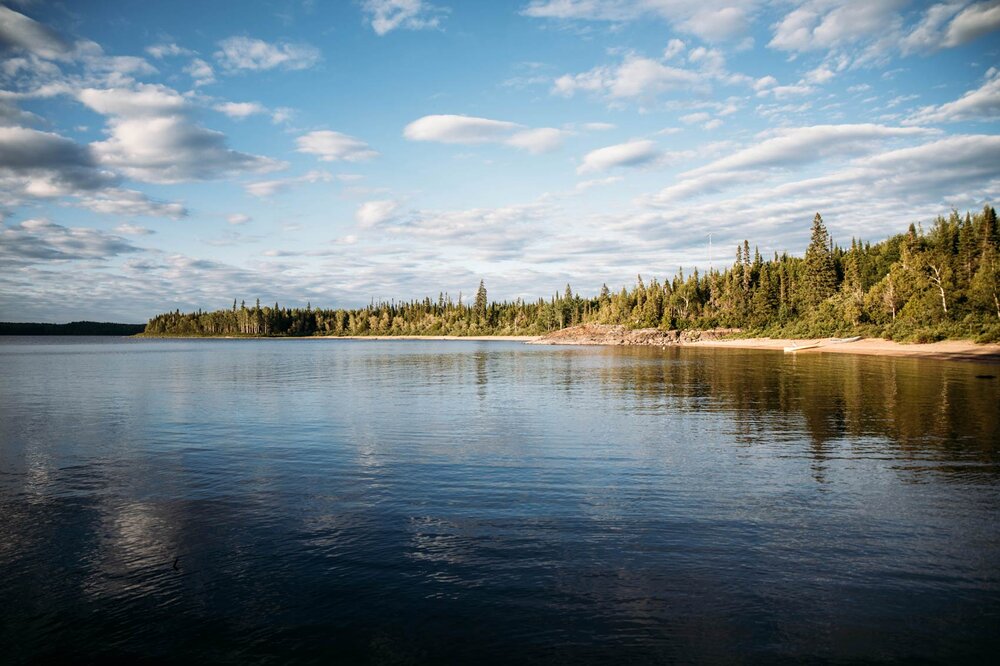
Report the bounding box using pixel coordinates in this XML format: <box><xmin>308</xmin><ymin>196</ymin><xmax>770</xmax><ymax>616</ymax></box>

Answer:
<box><xmin>135</xmin><ymin>334</ymin><xmax>541</xmax><ymax>341</ymax></box>
<box><xmin>527</xmin><ymin>324</ymin><xmax>1000</xmax><ymax>364</ymax></box>
<box><xmin>683</xmin><ymin>337</ymin><xmax>1000</xmax><ymax>364</ymax></box>
<box><xmin>131</xmin><ymin>332</ymin><xmax>1000</xmax><ymax>363</ymax></box>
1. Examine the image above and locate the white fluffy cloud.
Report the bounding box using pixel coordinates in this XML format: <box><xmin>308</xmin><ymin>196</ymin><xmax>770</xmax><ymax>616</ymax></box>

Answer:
<box><xmin>214</xmin><ymin>101</ymin><xmax>267</xmax><ymax>119</ymax></box>
<box><xmin>505</xmin><ymin>127</ymin><xmax>567</xmax><ymax>154</ymax></box>
<box><xmin>552</xmin><ymin>44</ymin><xmax>752</xmax><ymax>105</ymax></box>
<box><xmin>356</xmin><ymin>199</ymin><xmax>401</xmax><ymax>227</ymax></box>
<box><xmin>404</xmin><ymin>114</ymin><xmax>518</xmax><ymax>143</ymax></box>
<box><xmin>227</xmin><ymin>213</ymin><xmax>251</xmax><ymax>225</ymax></box>
<box><xmin>905</xmin><ymin>68</ymin><xmax>1000</xmax><ymax>124</ymax></box>
<box><xmin>184</xmin><ymin>58</ymin><xmax>216</xmax><ymax>86</ymax></box>
<box><xmin>0</xmin><ymin>218</ymin><xmax>141</xmax><ymax>263</ymax></box>
<box><xmin>403</xmin><ymin>114</ymin><xmax>566</xmax><ymax>152</ymax></box>
<box><xmin>296</xmin><ymin>130</ymin><xmax>379</xmax><ymax>162</ymax></box>
<box><xmin>214</xmin><ymin>37</ymin><xmax>320</xmax><ymax>72</ymax></box>
<box><xmin>78</xmin><ymin>84</ymin><xmax>282</xmax><ymax>183</ymax></box>
<box><xmin>578</xmin><ymin>140</ymin><xmax>661</xmax><ymax>173</ymax></box>
<box><xmin>768</xmin><ymin>1</ymin><xmax>907</xmax><ymax>53</ymax></box>
<box><xmin>943</xmin><ymin>1</ymin><xmax>1000</xmax><ymax>46</ymax></box>
<box><xmin>362</xmin><ymin>0</ymin><xmax>447</xmax><ymax>35</ymax></box>
<box><xmin>553</xmin><ymin>55</ymin><xmax>702</xmax><ymax>100</ymax></box>
<box><xmin>630</xmin><ymin>134</ymin><xmax>1000</xmax><ymax>256</ymax></box>
<box><xmin>651</xmin><ymin>123</ymin><xmax>933</xmax><ymax>203</ymax></box>
<box><xmin>769</xmin><ymin>0</ymin><xmax>1000</xmax><ymax>60</ymax></box>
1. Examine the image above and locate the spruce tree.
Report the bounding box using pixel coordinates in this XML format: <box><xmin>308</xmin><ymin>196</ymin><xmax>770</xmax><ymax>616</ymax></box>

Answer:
<box><xmin>474</xmin><ymin>280</ymin><xmax>488</xmax><ymax>325</ymax></box>
<box><xmin>803</xmin><ymin>213</ymin><xmax>837</xmax><ymax>308</ymax></box>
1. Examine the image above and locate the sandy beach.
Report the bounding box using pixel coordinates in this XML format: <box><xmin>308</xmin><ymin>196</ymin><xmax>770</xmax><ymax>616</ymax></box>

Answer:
<box><xmin>685</xmin><ymin>337</ymin><xmax>1000</xmax><ymax>363</ymax></box>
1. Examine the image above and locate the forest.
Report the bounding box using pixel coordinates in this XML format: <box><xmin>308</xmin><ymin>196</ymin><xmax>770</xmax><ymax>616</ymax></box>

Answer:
<box><xmin>0</xmin><ymin>321</ymin><xmax>146</xmax><ymax>336</ymax></box>
<box><xmin>144</xmin><ymin>205</ymin><xmax>1000</xmax><ymax>343</ymax></box>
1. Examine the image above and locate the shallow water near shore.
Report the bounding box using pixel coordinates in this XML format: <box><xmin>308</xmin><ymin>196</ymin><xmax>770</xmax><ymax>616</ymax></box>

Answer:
<box><xmin>2</xmin><ymin>336</ymin><xmax>999</xmax><ymax>663</ymax></box>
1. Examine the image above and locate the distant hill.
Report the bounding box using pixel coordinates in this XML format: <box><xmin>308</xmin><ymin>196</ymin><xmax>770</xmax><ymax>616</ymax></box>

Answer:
<box><xmin>0</xmin><ymin>321</ymin><xmax>146</xmax><ymax>336</ymax></box>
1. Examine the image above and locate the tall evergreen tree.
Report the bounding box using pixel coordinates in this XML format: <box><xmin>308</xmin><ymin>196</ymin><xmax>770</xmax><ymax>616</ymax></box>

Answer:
<box><xmin>802</xmin><ymin>213</ymin><xmax>838</xmax><ymax>308</ymax></box>
<box><xmin>474</xmin><ymin>280</ymin><xmax>488</xmax><ymax>325</ymax></box>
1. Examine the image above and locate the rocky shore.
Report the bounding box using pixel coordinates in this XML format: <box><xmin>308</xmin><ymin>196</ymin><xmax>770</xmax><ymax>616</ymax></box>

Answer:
<box><xmin>528</xmin><ymin>324</ymin><xmax>740</xmax><ymax>347</ymax></box>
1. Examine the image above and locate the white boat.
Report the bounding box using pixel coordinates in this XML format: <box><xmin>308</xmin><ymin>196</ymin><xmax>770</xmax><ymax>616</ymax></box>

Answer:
<box><xmin>784</xmin><ymin>341</ymin><xmax>821</xmax><ymax>353</ymax></box>
<box><xmin>827</xmin><ymin>336</ymin><xmax>862</xmax><ymax>344</ymax></box>
<box><xmin>784</xmin><ymin>336</ymin><xmax>862</xmax><ymax>353</ymax></box>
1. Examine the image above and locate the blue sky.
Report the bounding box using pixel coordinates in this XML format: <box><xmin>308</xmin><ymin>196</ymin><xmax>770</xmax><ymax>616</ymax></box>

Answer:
<box><xmin>1</xmin><ymin>0</ymin><xmax>999</xmax><ymax>322</ymax></box>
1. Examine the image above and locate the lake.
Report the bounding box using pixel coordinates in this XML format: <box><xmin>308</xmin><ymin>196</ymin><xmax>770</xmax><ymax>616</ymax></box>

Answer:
<box><xmin>1</xmin><ymin>337</ymin><xmax>998</xmax><ymax>663</ymax></box>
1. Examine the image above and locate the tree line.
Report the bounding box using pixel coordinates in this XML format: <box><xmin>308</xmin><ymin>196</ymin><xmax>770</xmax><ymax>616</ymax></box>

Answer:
<box><xmin>144</xmin><ymin>206</ymin><xmax>1000</xmax><ymax>342</ymax></box>
<box><xmin>0</xmin><ymin>321</ymin><xmax>146</xmax><ymax>336</ymax></box>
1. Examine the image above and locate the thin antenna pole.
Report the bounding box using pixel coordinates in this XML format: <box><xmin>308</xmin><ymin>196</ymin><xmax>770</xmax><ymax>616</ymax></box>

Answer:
<box><xmin>708</xmin><ymin>233</ymin><xmax>713</xmax><ymax>272</ymax></box>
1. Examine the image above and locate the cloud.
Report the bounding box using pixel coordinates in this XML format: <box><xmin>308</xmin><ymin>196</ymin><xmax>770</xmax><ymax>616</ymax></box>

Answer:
<box><xmin>627</xmin><ymin>134</ymin><xmax>1000</xmax><ymax>257</ymax></box>
<box><xmin>0</xmin><ymin>125</ymin><xmax>116</xmax><ymax>202</ymax></box>
<box><xmin>680</xmin><ymin>112</ymin><xmax>711</xmax><ymax>124</ymax></box>
<box><xmin>362</xmin><ymin>0</ymin><xmax>447</xmax><ymax>35</ymax></box>
<box><xmin>0</xmin><ymin>218</ymin><xmax>141</xmax><ymax>263</ymax></box>
<box><xmin>575</xmin><ymin>175</ymin><xmax>623</xmax><ymax>191</ymax></box>
<box><xmin>115</xmin><ymin>223</ymin><xmax>154</xmax><ymax>235</ymax></box>
<box><xmin>357</xmin><ymin>200</ymin><xmax>554</xmax><ymax>261</ymax></box>
<box><xmin>79</xmin><ymin>84</ymin><xmax>283</xmax><ymax>183</ymax></box>
<box><xmin>663</xmin><ymin>38</ymin><xmax>686</xmax><ymax>60</ymax></box>
<box><xmin>227</xmin><ymin>213</ymin><xmax>251</xmax><ymax>225</ymax></box>
<box><xmin>680</xmin><ymin>7</ymin><xmax>750</xmax><ymax>41</ymax></box>
<box><xmin>553</xmin><ymin>55</ymin><xmax>701</xmax><ymax>100</ymax></box>
<box><xmin>214</xmin><ymin>36</ymin><xmax>320</xmax><ymax>72</ymax></box>
<box><xmin>78</xmin><ymin>84</ymin><xmax>187</xmax><ymax>117</ymax></box>
<box><xmin>295</xmin><ymin>130</ymin><xmax>379</xmax><ymax>162</ymax></box>
<box><xmin>943</xmin><ymin>1</ymin><xmax>1000</xmax><ymax>47</ymax></box>
<box><xmin>905</xmin><ymin>67</ymin><xmax>1000</xmax><ymax>124</ymax></box>
<box><xmin>214</xmin><ymin>101</ymin><xmax>267</xmax><ymax>119</ymax></box>
<box><xmin>0</xmin><ymin>105</ymin><xmax>184</xmax><ymax>219</ymax></box>
<box><xmin>404</xmin><ymin>114</ymin><xmax>518</xmax><ymax>143</ymax></box>
<box><xmin>767</xmin><ymin>0</ymin><xmax>1000</xmax><ymax>61</ymax></box>
<box><xmin>768</xmin><ymin>1</ymin><xmax>907</xmax><ymax>53</ymax></box>
<box><xmin>77</xmin><ymin>188</ymin><xmax>187</xmax><ymax>218</ymax></box>
<box><xmin>403</xmin><ymin>114</ymin><xmax>565</xmax><ymax>152</ymax></box>
<box><xmin>145</xmin><ymin>43</ymin><xmax>193</xmax><ymax>59</ymax></box>
<box><xmin>650</xmin><ymin>123</ymin><xmax>934</xmax><ymax>203</ymax></box>
<box><xmin>271</xmin><ymin>107</ymin><xmax>294</xmax><ymax>124</ymax></box>
<box><xmin>521</xmin><ymin>0</ymin><xmax>757</xmax><ymax>41</ymax></box>
<box><xmin>506</xmin><ymin>127</ymin><xmax>567</xmax><ymax>154</ymax></box>
<box><xmin>356</xmin><ymin>199</ymin><xmax>401</xmax><ymax>227</ymax></box>
<box><xmin>552</xmin><ymin>45</ymin><xmax>752</xmax><ymax>104</ymax></box>
<box><xmin>578</xmin><ymin>139</ymin><xmax>660</xmax><ymax>173</ymax></box>
<box><xmin>184</xmin><ymin>58</ymin><xmax>215</xmax><ymax>86</ymax></box>
<box><xmin>245</xmin><ymin>170</ymin><xmax>332</xmax><ymax>197</ymax></box>
<box><xmin>0</xmin><ymin>6</ymin><xmax>73</xmax><ymax>60</ymax></box>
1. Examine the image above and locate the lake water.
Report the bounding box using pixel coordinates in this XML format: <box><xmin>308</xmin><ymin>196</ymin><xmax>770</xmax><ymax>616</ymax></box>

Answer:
<box><xmin>1</xmin><ymin>337</ymin><xmax>998</xmax><ymax>663</ymax></box>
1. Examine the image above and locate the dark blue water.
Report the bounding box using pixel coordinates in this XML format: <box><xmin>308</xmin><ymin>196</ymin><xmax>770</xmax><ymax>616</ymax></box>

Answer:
<box><xmin>1</xmin><ymin>337</ymin><xmax>999</xmax><ymax>663</ymax></box>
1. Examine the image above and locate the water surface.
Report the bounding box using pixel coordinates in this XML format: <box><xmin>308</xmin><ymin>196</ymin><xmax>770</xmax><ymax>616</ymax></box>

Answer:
<box><xmin>1</xmin><ymin>337</ymin><xmax>998</xmax><ymax>663</ymax></box>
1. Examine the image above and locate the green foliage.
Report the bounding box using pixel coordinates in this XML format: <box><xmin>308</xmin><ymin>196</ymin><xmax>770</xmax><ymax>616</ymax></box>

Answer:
<box><xmin>145</xmin><ymin>206</ymin><xmax>1000</xmax><ymax>342</ymax></box>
